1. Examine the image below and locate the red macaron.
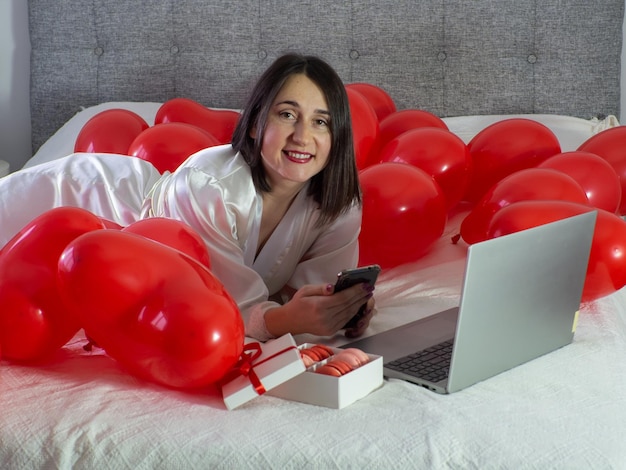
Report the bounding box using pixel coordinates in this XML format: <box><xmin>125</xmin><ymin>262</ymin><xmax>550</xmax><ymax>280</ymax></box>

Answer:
<box><xmin>315</xmin><ymin>359</ymin><xmax>354</xmax><ymax>377</ymax></box>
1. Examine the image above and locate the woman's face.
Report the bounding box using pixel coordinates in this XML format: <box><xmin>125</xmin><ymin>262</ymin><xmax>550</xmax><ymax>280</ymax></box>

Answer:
<box><xmin>257</xmin><ymin>73</ymin><xmax>332</xmax><ymax>191</ymax></box>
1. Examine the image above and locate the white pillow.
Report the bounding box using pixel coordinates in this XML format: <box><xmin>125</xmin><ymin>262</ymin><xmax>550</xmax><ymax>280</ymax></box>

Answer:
<box><xmin>25</xmin><ymin>101</ymin><xmax>614</xmax><ymax>169</ymax></box>
<box><xmin>25</xmin><ymin>102</ymin><xmax>162</xmax><ymax>168</ymax></box>
<box><xmin>443</xmin><ymin>114</ymin><xmax>608</xmax><ymax>151</ymax></box>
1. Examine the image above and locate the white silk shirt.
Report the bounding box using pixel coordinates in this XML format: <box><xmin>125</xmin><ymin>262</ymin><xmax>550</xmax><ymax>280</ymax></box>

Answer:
<box><xmin>0</xmin><ymin>146</ymin><xmax>361</xmax><ymax>340</ymax></box>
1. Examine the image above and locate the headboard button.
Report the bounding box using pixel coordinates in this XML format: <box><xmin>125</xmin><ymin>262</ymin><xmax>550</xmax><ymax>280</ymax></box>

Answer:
<box><xmin>349</xmin><ymin>49</ymin><xmax>360</xmax><ymax>60</ymax></box>
<box><xmin>258</xmin><ymin>50</ymin><xmax>267</xmax><ymax>59</ymax></box>
<box><xmin>438</xmin><ymin>52</ymin><xmax>447</xmax><ymax>62</ymax></box>
<box><xmin>170</xmin><ymin>45</ymin><xmax>180</xmax><ymax>55</ymax></box>
<box><xmin>527</xmin><ymin>54</ymin><xmax>537</xmax><ymax>64</ymax></box>
<box><xmin>93</xmin><ymin>47</ymin><xmax>104</xmax><ymax>56</ymax></box>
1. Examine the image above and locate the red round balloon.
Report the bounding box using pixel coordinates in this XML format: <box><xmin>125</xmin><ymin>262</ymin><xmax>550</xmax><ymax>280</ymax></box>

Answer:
<box><xmin>486</xmin><ymin>200</ymin><xmax>626</xmax><ymax>303</ymax></box>
<box><xmin>123</xmin><ymin>217</ymin><xmax>211</xmax><ymax>268</ymax></box>
<box><xmin>346</xmin><ymin>83</ymin><xmax>397</xmax><ymax>122</ymax></box>
<box><xmin>366</xmin><ymin>109</ymin><xmax>449</xmax><ymax>169</ymax></box>
<box><xmin>538</xmin><ymin>151</ymin><xmax>621</xmax><ymax>213</ymax></box>
<box><xmin>155</xmin><ymin>98</ymin><xmax>241</xmax><ymax>144</ymax></box>
<box><xmin>460</xmin><ymin>168</ymin><xmax>589</xmax><ymax>244</ymax></box>
<box><xmin>346</xmin><ymin>87</ymin><xmax>380</xmax><ymax>170</ymax></box>
<box><xmin>359</xmin><ymin>163</ymin><xmax>447</xmax><ymax>269</ymax></box>
<box><xmin>578</xmin><ymin>126</ymin><xmax>626</xmax><ymax>215</ymax></box>
<box><xmin>378</xmin><ymin>127</ymin><xmax>472</xmax><ymax>210</ymax></box>
<box><xmin>128</xmin><ymin>122</ymin><xmax>220</xmax><ymax>173</ymax></box>
<box><xmin>74</xmin><ymin>109</ymin><xmax>149</xmax><ymax>154</ymax></box>
<box><xmin>464</xmin><ymin>119</ymin><xmax>562</xmax><ymax>203</ymax></box>
<box><xmin>57</xmin><ymin>229</ymin><xmax>244</xmax><ymax>389</ymax></box>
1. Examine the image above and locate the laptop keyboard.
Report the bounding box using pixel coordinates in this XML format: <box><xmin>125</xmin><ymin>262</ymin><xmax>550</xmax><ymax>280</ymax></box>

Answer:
<box><xmin>385</xmin><ymin>340</ymin><xmax>454</xmax><ymax>383</ymax></box>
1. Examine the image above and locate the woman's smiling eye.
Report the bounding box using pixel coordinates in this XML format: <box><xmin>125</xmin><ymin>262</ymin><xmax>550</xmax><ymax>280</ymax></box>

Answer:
<box><xmin>279</xmin><ymin>110</ymin><xmax>296</xmax><ymax>120</ymax></box>
<box><xmin>273</xmin><ymin>105</ymin><xmax>330</xmax><ymax>131</ymax></box>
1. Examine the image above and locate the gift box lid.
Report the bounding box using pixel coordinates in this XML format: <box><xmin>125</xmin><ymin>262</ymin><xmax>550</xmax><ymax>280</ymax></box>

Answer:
<box><xmin>221</xmin><ymin>333</ymin><xmax>305</xmax><ymax>410</ymax></box>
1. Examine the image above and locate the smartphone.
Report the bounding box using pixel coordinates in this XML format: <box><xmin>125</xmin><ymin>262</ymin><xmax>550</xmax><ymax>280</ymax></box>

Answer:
<box><xmin>334</xmin><ymin>264</ymin><xmax>381</xmax><ymax>329</ymax></box>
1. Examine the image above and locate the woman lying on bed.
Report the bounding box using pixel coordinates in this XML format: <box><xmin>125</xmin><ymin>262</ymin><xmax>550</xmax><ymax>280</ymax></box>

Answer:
<box><xmin>0</xmin><ymin>53</ymin><xmax>375</xmax><ymax>342</ymax></box>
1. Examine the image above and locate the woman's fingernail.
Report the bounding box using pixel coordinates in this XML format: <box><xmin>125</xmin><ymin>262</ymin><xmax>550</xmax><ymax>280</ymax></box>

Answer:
<box><xmin>362</xmin><ymin>283</ymin><xmax>375</xmax><ymax>292</ymax></box>
<box><xmin>326</xmin><ymin>283</ymin><xmax>334</xmax><ymax>292</ymax></box>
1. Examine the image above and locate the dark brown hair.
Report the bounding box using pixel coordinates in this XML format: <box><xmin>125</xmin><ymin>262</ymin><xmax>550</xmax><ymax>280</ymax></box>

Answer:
<box><xmin>231</xmin><ymin>53</ymin><xmax>361</xmax><ymax>226</ymax></box>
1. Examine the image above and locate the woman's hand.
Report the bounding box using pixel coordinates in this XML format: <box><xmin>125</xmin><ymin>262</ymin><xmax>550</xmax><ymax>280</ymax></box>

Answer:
<box><xmin>264</xmin><ymin>282</ymin><xmax>374</xmax><ymax>338</ymax></box>
<box><xmin>344</xmin><ymin>296</ymin><xmax>376</xmax><ymax>339</ymax></box>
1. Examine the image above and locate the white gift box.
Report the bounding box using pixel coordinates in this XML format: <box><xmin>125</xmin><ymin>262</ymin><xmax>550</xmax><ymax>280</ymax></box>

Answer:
<box><xmin>268</xmin><ymin>343</ymin><xmax>383</xmax><ymax>409</ymax></box>
<box><xmin>221</xmin><ymin>334</ymin><xmax>305</xmax><ymax>410</ymax></box>
<box><xmin>222</xmin><ymin>336</ymin><xmax>383</xmax><ymax>410</ymax></box>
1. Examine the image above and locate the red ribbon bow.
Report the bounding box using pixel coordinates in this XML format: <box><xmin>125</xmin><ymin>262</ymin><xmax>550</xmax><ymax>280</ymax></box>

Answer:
<box><xmin>221</xmin><ymin>342</ymin><xmax>298</xmax><ymax>396</ymax></box>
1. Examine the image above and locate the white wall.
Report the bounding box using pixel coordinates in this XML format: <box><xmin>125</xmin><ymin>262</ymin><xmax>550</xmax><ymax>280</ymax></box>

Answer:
<box><xmin>0</xmin><ymin>0</ymin><xmax>30</xmax><ymax>173</ymax></box>
<box><xmin>0</xmin><ymin>1</ymin><xmax>625</xmax><ymax>173</ymax></box>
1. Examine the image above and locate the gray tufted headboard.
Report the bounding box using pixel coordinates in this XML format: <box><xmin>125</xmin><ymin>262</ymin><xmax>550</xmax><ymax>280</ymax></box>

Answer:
<box><xmin>28</xmin><ymin>0</ymin><xmax>624</xmax><ymax>154</ymax></box>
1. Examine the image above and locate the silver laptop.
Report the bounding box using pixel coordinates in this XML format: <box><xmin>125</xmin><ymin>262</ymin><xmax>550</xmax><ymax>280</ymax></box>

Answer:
<box><xmin>342</xmin><ymin>211</ymin><xmax>597</xmax><ymax>394</ymax></box>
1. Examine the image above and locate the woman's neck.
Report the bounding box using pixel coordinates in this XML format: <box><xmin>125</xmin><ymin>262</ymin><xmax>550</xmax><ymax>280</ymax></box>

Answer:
<box><xmin>256</xmin><ymin>183</ymin><xmax>305</xmax><ymax>257</ymax></box>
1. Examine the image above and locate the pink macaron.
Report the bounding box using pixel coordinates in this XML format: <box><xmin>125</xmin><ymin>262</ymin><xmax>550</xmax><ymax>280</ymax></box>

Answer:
<box><xmin>333</xmin><ymin>348</ymin><xmax>370</xmax><ymax>368</ymax></box>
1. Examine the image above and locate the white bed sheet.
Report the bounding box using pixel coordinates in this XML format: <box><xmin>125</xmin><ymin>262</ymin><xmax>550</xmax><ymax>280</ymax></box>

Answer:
<box><xmin>3</xmin><ymin>105</ymin><xmax>626</xmax><ymax>469</ymax></box>
<box><xmin>2</xmin><ymin>212</ymin><xmax>626</xmax><ymax>469</ymax></box>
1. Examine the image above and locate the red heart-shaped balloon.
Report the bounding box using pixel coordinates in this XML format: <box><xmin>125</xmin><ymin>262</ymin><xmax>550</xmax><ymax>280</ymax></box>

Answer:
<box><xmin>358</xmin><ymin>162</ymin><xmax>447</xmax><ymax>269</ymax></box>
<box><xmin>346</xmin><ymin>87</ymin><xmax>380</xmax><ymax>170</ymax></box>
<box><xmin>123</xmin><ymin>217</ymin><xmax>211</xmax><ymax>268</ymax></box>
<box><xmin>155</xmin><ymin>97</ymin><xmax>241</xmax><ymax>145</ymax></box>
<box><xmin>57</xmin><ymin>229</ymin><xmax>244</xmax><ymax>389</ymax></box>
<box><xmin>464</xmin><ymin>119</ymin><xmax>562</xmax><ymax>203</ymax></box>
<box><xmin>128</xmin><ymin>122</ymin><xmax>220</xmax><ymax>174</ymax></box>
<box><xmin>346</xmin><ymin>83</ymin><xmax>397</xmax><ymax>122</ymax></box>
<box><xmin>0</xmin><ymin>207</ymin><xmax>107</xmax><ymax>362</ymax></box>
<box><xmin>460</xmin><ymin>168</ymin><xmax>590</xmax><ymax>244</ymax></box>
<box><xmin>74</xmin><ymin>109</ymin><xmax>150</xmax><ymax>154</ymax></box>
<box><xmin>378</xmin><ymin>127</ymin><xmax>472</xmax><ymax>210</ymax></box>
<box><xmin>486</xmin><ymin>200</ymin><xmax>626</xmax><ymax>303</ymax></box>
<box><xmin>366</xmin><ymin>109</ymin><xmax>449</xmax><ymax>169</ymax></box>
<box><xmin>577</xmin><ymin>126</ymin><xmax>626</xmax><ymax>215</ymax></box>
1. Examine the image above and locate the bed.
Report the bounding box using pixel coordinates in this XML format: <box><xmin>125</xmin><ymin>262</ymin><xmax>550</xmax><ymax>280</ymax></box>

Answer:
<box><xmin>2</xmin><ymin>0</ymin><xmax>626</xmax><ymax>468</ymax></box>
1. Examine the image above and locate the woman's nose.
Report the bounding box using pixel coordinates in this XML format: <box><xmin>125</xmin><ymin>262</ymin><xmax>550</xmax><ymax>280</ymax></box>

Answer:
<box><xmin>292</xmin><ymin>121</ymin><xmax>311</xmax><ymax>145</ymax></box>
